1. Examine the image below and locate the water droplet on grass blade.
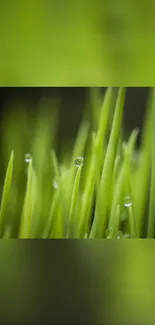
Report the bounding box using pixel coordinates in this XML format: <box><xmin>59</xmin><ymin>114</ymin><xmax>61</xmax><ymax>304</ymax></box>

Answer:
<box><xmin>53</xmin><ymin>180</ymin><xmax>58</xmax><ymax>189</ymax></box>
<box><xmin>116</xmin><ymin>231</ymin><xmax>123</xmax><ymax>239</ymax></box>
<box><xmin>52</xmin><ymin>176</ymin><xmax>58</xmax><ymax>189</ymax></box>
<box><xmin>124</xmin><ymin>233</ymin><xmax>130</xmax><ymax>239</ymax></box>
<box><xmin>25</xmin><ymin>153</ymin><xmax>32</xmax><ymax>163</ymax></box>
<box><xmin>75</xmin><ymin>156</ymin><xmax>84</xmax><ymax>167</ymax></box>
<box><xmin>124</xmin><ymin>196</ymin><xmax>132</xmax><ymax>208</ymax></box>
<box><xmin>105</xmin><ymin>227</ymin><xmax>113</xmax><ymax>238</ymax></box>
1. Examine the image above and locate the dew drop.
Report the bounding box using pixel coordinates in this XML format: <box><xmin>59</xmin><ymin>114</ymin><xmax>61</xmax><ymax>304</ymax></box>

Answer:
<box><xmin>124</xmin><ymin>233</ymin><xmax>130</xmax><ymax>239</ymax></box>
<box><xmin>75</xmin><ymin>156</ymin><xmax>84</xmax><ymax>167</ymax></box>
<box><xmin>124</xmin><ymin>196</ymin><xmax>132</xmax><ymax>208</ymax></box>
<box><xmin>53</xmin><ymin>180</ymin><xmax>58</xmax><ymax>189</ymax></box>
<box><xmin>116</xmin><ymin>231</ymin><xmax>124</xmax><ymax>239</ymax></box>
<box><xmin>105</xmin><ymin>227</ymin><xmax>113</xmax><ymax>239</ymax></box>
<box><xmin>25</xmin><ymin>153</ymin><xmax>32</xmax><ymax>163</ymax></box>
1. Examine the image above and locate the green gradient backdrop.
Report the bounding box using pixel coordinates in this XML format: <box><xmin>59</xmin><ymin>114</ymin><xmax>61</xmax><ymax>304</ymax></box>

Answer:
<box><xmin>0</xmin><ymin>1</ymin><xmax>155</xmax><ymax>85</ymax></box>
<box><xmin>0</xmin><ymin>241</ymin><xmax>154</xmax><ymax>324</ymax></box>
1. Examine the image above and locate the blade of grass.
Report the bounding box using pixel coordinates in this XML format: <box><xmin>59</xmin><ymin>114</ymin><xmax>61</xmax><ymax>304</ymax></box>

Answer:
<box><xmin>42</xmin><ymin>190</ymin><xmax>59</xmax><ymax>238</ymax></box>
<box><xmin>128</xmin><ymin>205</ymin><xmax>137</xmax><ymax>238</ymax></box>
<box><xmin>67</xmin><ymin>165</ymin><xmax>83</xmax><ymax>238</ymax></box>
<box><xmin>95</xmin><ymin>87</ymin><xmax>116</xmax><ymax>178</ymax></box>
<box><xmin>123</xmin><ymin>130</ymin><xmax>139</xmax><ymax>238</ymax></box>
<box><xmin>0</xmin><ymin>150</ymin><xmax>14</xmax><ymax>237</ymax></box>
<box><xmin>90</xmin><ymin>87</ymin><xmax>126</xmax><ymax>238</ymax></box>
<box><xmin>51</xmin><ymin>149</ymin><xmax>68</xmax><ymax>236</ymax></box>
<box><xmin>148</xmin><ymin>88</ymin><xmax>155</xmax><ymax>237</ymax></box>
<box><xmin>78</xmin><ymin>87</ymin><xmax>115</xmax><ymax>237</ymax></box>
<box><xmin>132</xmin><ymin>91</ymin><xmax>152</xmax><ymax>237</ymax></box>
<box><xmin>19</xmin><ymin>159</ymin><xmax>34</xmax><ymax>238</ymax></box>
<box><xmin>64</xmin><ymin>120</ymin><xmax>90</xmax><ymax>213</ymax></box>
<box><xmin>113</xmin><ymin>155</ymin><xmax>121</xmax><ymax>189</ymax></box>
<box><xmin>92</xmin><ymin>131</ymin><xmax>100</xmax><ymax>197</ymax></box>
<box><xmin>50</xmin><ymin>204</ymin><xmax>64</xmax><ymax>238</ymax></box>
<box><xmin>108</xmin><ymin>165</ymin><xmax>124</xmax><ymax>238</ymax></box>
<box><xmin>107</xmin><ymin>129</ymin><xmax>138</xmax><ymax>239</ymax></box>
<box><xmin>71</xmin><ymin>120</ymin><xmax>90</xmax><ymax>166</ymax></box>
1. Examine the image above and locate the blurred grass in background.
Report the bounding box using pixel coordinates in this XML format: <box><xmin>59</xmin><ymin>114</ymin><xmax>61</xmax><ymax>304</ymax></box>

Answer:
<box><xmin>0</xmin><ymin>0</ymin><xmax>155</xmax><ymax>85</ymax></box>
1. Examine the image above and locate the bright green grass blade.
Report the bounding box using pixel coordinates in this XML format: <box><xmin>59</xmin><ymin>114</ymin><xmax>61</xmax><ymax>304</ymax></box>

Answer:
<box><xmin>132</xmin><ymin>93</ymin><xmax>152</xmax><ymax>237</ymax></box>
<box><xmin>51</xmin><ymin>148</ymin><xmax>60</xmax><ymax>179</ymax></box>
<box><xmin>95</xmin><ymin>87</ymin><xmax>115</xmax><ymax>177</ymax></box>
<box><xmin>148</xmin><ymin>88</ymin><xmax>155</xmax><ymax>238</ymax></box>
<box><xmin>92</xmin><ymin>131</ymin><xmax>100</xmax><ymax>196</ymax></box>
<box><xmin>60</xmin><ymin>167</ymin><xmax>74</xmax><ymax>216</ymax></box>
<box><xmin>63</xmin><ymin>120</ymin><xmax>90</xmax><ymax>213</ymax></box>
<box><xmin>51</xmin><ymin>149</ymin><xmax>68</xmax><ymax>235</ymax></box>
<box><xmin>105</xmin><ymin>204</ymin><xmax>121</xmax><ymax>239</ymax></box>
<box><xmin>113</xmin><ymin>155</ymin><xmax>121</xmax><ymax>189</ymax></box>
<box><xmin>32</xmin><ymin>107</ymin><xmax>53</xmax><ymax>182</ymax></box>
<box><xmin>90</xmin><ymin>87</ymin><xmax>126</xmax><ymax>238</ymax></box>
<box><xmin>43</xmin><ymin>168</ymin><xmax>65</xmax><ymax>239</ymax></box>
<box><xmin>77</xmin><ymin>136</ymin><xmax>98</xmax><ymax>237</ymax></box>
<box><xmin>83</xmin><ymin>88</ymin><xmax>115</xmax><ymax>193</ymax></box>
<box><xmin>123</xmin><ymin>129</ymin><xmax>139</xmax><ymax>194</ymax></box>
<box><xmin>110</xmin><ymin>130</ymin><xmax>123</xmax><ymax>209</ymax></box>
<box><xmin>50</xmin><ymin>205</ymin><xmax>64</xmax><ymax>238</ymax></box>
<box><xmin>0</xmin><ymin>150</ymin><xmax>14</xmax><ymax>237</ymax></box>
<box><xmin>30</xmin><ymin>108</ymin><xmax>55</xmax><ymax>237</ymax></box>
<box><xmin>107</xmin><ymin>129</ymin><xmax>138</xmax><ymax>239</ymax></box>
<box><xmin>71</xmin><ymin>120</ymin><xmax>90</xmax><ymax>165</ymax></box>
<box><xmin>111</xmin><ymin>153</ymin><xmax>121</xmax><ymax>210</ymax></box>
<box><xmin>48</xmin><ymin>119</ymin><xmax>90</xmax><ymax>238</ymax></box>
<box><xmin>27</xmin><ymin>169</ymin><xmax>39</xmax><ymax>238</ymax></box>
<box><xmin>128</xmin><ymin>205</ymin><xmax>137</xmax><ymax>238</ymax></box>
<box><xmin>42</xmin><ymin>190</ymin><xmax>59</xmax><ymax>238</ymax></box>
<box><xmin>19</xmin><ymin>159</ymin><xmax>34</xmax><ymax>238</ymax></box>
<box><xmin>123</xmin><ymin>130</ymin><xmax>139</xmax><ymax>238</ymax></box>
<box><xmin>78</xmin><ymin>88</ymin><xmax>115</xmax><ymax>237</ymax></box>
<box><xmin>67</xmin><ymin>165</ymin><xmax>83</xmax><ymax>237</ymax></box>
<box><xmin>108</xmin><ymin>164</ymin><xmax>124</xmax><ymax>238</ymax></box>
<box><xmin>110</xmin><ymin>128</ymin><xmax>123</xmax><ymax>196</ymax></box>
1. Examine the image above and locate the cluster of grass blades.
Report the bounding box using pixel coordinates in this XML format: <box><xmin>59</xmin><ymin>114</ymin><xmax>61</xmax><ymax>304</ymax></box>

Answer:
<box><xmin>0</xmin><ymin>87</ymin><xmax>155</xmax><ymax>238</ymax></box>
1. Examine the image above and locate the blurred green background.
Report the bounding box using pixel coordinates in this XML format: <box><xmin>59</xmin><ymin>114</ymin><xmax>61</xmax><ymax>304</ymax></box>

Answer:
<box><xmin>0</xmin><ymin>241</ymin><xmax>155</xmax><ymax>325</ymax></box>
<box><xmin>0</xmin><ymin>1</ymin><xmax>155</xmax><ymax>85</ymax></box>
<box><xmin>0</xmin><ymin>87</ymin><xmax>149</xmax><ymax>147</ymax></box>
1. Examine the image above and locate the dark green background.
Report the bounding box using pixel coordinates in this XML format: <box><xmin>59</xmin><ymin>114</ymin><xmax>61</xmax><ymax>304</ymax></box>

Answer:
<box><xmin>0</xmin><ymin>87</ymin><xmax>150</xmax><ymax>145</ymax></box>
<box><xmin>0</xmin><ymin>241</ymin><xmax>154</xmax><ymax>325</ymax></box>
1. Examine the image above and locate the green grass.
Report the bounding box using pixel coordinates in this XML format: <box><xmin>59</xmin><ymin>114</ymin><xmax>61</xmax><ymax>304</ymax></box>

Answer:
<box><xmin>0</xmin><ymin>87</ymin><xmax>155</xmax><ymax>238</ymax></box>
